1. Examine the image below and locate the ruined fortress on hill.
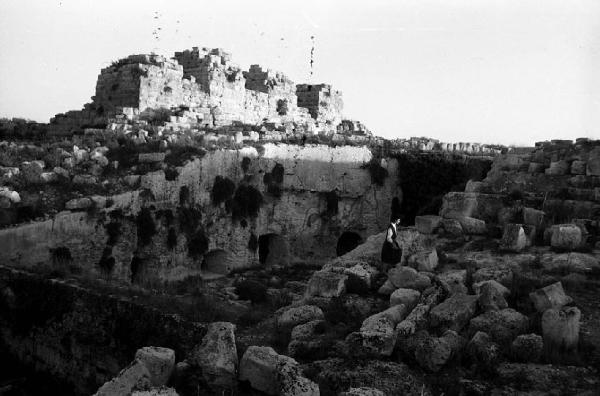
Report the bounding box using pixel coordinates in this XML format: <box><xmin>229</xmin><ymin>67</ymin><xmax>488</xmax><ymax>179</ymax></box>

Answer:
<box><xmin>0</xmin><ymin>46</ymin><xmax>599</xmax><ymax>396</ymax></box>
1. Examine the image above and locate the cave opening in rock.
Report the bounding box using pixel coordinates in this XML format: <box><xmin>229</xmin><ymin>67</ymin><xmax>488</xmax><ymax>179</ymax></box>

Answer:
<box><xmin>336</xmin><ymin>231</ymin><xmax>362</xmax><ymax>256</ymax></box>
<box><xmin>201</xmin><ymin>249</ymin><xmax>231</xmax><ymax>275</ymax></box>
<box><xmin>258</xmin><ymin>233</ymin><xmax>290</xmax><ymax>266</ymax></box>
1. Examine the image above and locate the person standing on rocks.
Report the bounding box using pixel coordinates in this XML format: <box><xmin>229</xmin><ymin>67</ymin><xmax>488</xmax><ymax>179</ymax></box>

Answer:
<box><xmin>381</xmin><ymin>217</ymin><xmax>402</xmax><ymax>265</ymax></box>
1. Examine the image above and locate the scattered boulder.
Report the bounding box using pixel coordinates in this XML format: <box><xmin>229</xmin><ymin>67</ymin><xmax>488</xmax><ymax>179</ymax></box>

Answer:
<box><xmin>239</xmin><ymin>346</ymin><xmax>318</xmax><ymax>396</ymax></box>
<box><xmin>288</xmin><ymin>320</ymin><xmax>326</xmax><ymax>357</ymax></box>
<box><xmin>348</xmin><ymin>305</ymin><xmax>408</xmax><ymax>357</ymax></box>
<box><xmin>437</xmin><ymin>270</ymin><xmax>468</xmax><ymax>295</ymax></box>
<box><xmin>541</xmin><ymin>306</ymin><xmax>581</xmax><ymax>354</ymax></box>
<box><xmin>408</xmin><ymin>249</ymin><xmax>438</xmax><ymax>272</ymax></box>
<box><xmin>277</xmin><ymin>305</ymin><xmax>324</xmax><ymax>330</ymax></box>
<box><xmin>529</xmin><ymin>282</ymin><xmax>573</xmax><ymax>313</ymax></box>
<box><xmin>455</xmin><ymin>216</ymin><xmax>487</xmax><ymax>235</ymax></box>
<box><xmin>189</xmin><ymin>322</ymin><xmax>237</xmax><ymax>389</ymax></box>
<box><xmin>344</xmin><ymin>262</ymin><xmax>378</xmax><ymax>291</ymax></box>
<box><xmin>472</xmin><ymin>266</ymin><xmax>513</xmax><ymax>289</ymax></box>
<box><xmin>305</xmin><ymin>271</ymin><xmax>347</xmax><ymax>298</ymax></box>
<box><xmin>134</xmin><ymin>347</ymin><xmax>175</xmax><ymax>388</ymax></box>
<box><xmin>478</xmin><ymin>281</ymin><xmax>508</xmax><ymax>312</ymax></box>
<box><xmin>511</xmin><ymin>334</ymin><xmax>543</xmax><ymax>363</ymax></box>
<box><xmin>415</xmin><ymin>215</ymin><xmax>442</xmax><ymax>234</ymax></box>
<box><xmin>390</xmin><ymin>288</ymin><xmax>421</xmax><ymax>310</ymax></box>
<box><xmin>65</xmin><ymin>197</ymin><xmax>93</xmax><ymax>210</ymax></box>
<box><xmin>466</xmin><ymin>331</ymin><xmax>500</xmax><ymax>370</ymax></box>
<box><xmin>387</xmin><ymin>266</ymin><xmax>431</xmax><ymax>291</ymax></box>
<box><xmin>415</xmin><ymin>330</ymin><xmax>466</xmax><ymax>372</ymax></box>
<box><xmin>429</xmin><ymin>293</ymin><xmax>478</xmax><ymax>332</ymax></box>
<box><xmin>377</xmin><ymin>279</ymin><xmax>396</xmax><ymax>295</ymax></box>
<box><xmin>499</xmin><ymin>224</ymin><xmax>527</xmax><ymax>252</ymax></box>
<box><xmin>94</xmin><ymin>359</ymin><xmax>152</xmax><ymax>396</ymax></box>
<box><xmin>469</xmin><ymin>308</ymin><xmax>529</xmax><ymax>345</ymax></box>
<box><xmin>549</xmin><ymin>224</ymin><xmax>583</xmax><ymax>250</ymax></box>
<box><xmin>472</xmin><ymin>279</ymin><xmax>510</xmax><ymax>298</ymax></box>
<box><xmin>440</xmin><ymin>218</ymin><xmax>463</xmax><ymax>236</ymax></box>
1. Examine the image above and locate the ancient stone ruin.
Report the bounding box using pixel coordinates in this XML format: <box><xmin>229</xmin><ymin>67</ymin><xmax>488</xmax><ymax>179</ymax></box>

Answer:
<box><xmin>0</xmin><ymin>46</ymin><xmax>599</xmax><ymax>396</ymax></box>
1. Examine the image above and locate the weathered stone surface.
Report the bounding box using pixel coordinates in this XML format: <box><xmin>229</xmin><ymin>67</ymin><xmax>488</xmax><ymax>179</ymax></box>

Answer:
<box><xmin>472</xmin><ymin>266</ymin><xmax>513</xmax><ymax>288</ymax></box>
<box><xmin>72</xmin><ymin>174</ymin><xmax>97</xmax><ymax>184</ymax></box>
<box><xmin>511</xmin><ymin>334</ymin><xmax>543</xmax><ymax>363</ymax></box>
<box><xmin>529</xmin><ymin>282</ymin><xmax>572</xmax><ymax>313</ymax></box>
<box><xmin>540</xmin><ymin>252</ymin><xmax>600</xmax><ymax>273</ymax></box>
<box><xmin>408</xmin><ymin>249</ymin><xmax>438</xmax><ymax>272</ymax></box>
<box><xmin>239</xmin><ymin>346</ymin><xmax>318</xmax><ymax>396</ymax></box>
<box><xmin>453</xmin><ymin>215</ymin><xmax>487</xmax><ymax>235</ymax></box>
<box><xmin>65</xmin><ymin>197</ymin><xmax>93</xmax><ymax>210</ymax></box>
<box><xmin>339</xmin><ymin>387</ymin><xmax>385</xmax><ymax>396</ymax></box>
<box><xmin>545</xmin><ymin>160</ymin><xmax>569</xmax><ymax>175</ymax></box>
<box><xmin>466</xmin><ymin>331</ymin><xmax>500</xmax><ymax>369</ymax></box>
<box><xmin>472</xmin><ymin>279</ymin><xmax>510</xmax><ymax>298</ymax></box>
<box><xmin>436</xmin><ymin>270</ymin><xmax>468</xmax><ymax>295</ymax></box>
<box><xmin>305</xmin><ymin>271</ymin><xmax>347</xmax><ymax>298</ymax></box>
<box><xmin>95</xmin><ymin>359</ymin><xmax>152</xmax><ymax>396</ymax></box>
<box><xmin>190</xmin><ymin>322</ymin><xmax>237</xmax><ymax>389</ymax></box>
<box><xmin>469</xmin><ymin>308</ymin><xmax>529</xmax><ymax>345</ymax></box>
<box><xmin>344</xmin><ymin>262</ymin><xmax>378</xmax><ymax>291</ymax></box>
<box><xmin>387</xmin><ymin>266</ymin><xmax>431</xmax><ymax>291</ymax></box>
<box><xmin>541</xmin><ymin>306</ymin><xmax>581</xmax><ymax>352</ymax></box>
<box><xmin>415</xmin><ymin>330</ymin><xmax>466</xmax><ymax>372</ymax></box>
<box><xmin>131</xmin><ymin>387</ymin><xmax>179</xmax><ymax>396</ymax></box>
<box><xmin>549</xmin><ymin>224</ymin><xmax>583</xmax><ymax>250</ymax></box>
<box><xmin>139</xmin><ymin>152</ymin><xmax>166</xmax><ymax>163</ymax></box>
<box><xmin>349</xmin><ymin>305</ymin><xmax>408</xmax><ymax>357</ymax></box>
<box><xmin>390</xmin><ymin>288</ymin><xmax>421</xmax><ymax>310</ymax></box>
<box><xmin>288</xmin><ymin>320</ymin><xmax>326</xmax><ymax>357</ymax></box>
<box><xmin>570</xmin><ymin>160</ymin><xmax>586</xmax><ymax>175</ymax></box>
<box><xmin>429</xmin><ymin>293</ymin><xmax>478</xmax><ymax>332</ymax></box>
<box><xmin>277</xmin><ymin>305</ymin><xmax>324</xmax><ymax>330</ymax></box>
<box><xmin>500</xmin><ymin>223</ymin><xmax>527</xmax><ymax>252</ymax></box>
<box><xmin>586</xmin><ymin>154</ymin><xmax>600</xmax><ymax>176</ymax></box>
<box><xmin>134</xmin><ymin>347</ymin><xmax>175</xmax><ymax>387</ymax></box>
<box><xmin>478</xmin><ymin>281</ymin><xmax>508</xmax><ymax>311</ymax></box>
<box><xmin>440</xmin><ymin>192</ymin><xmax>505</xmax><ymax>223</ymax></box>
<box><xmin>440</xmin><ymin>218</ymin><xmax>463</xmax><ymax>236</ymax></box>
<box><xmin>496</xmin><ymin>363</ymin><xmax>599</xmax><ymax>393</ymax></box>
<box><xmin>377</xmin><ymin>279</ymin><xmax>396</xmax><ymax>295</ymax></box>
<box><xmin>415</xmin><ymin>215</ymin><xmax>442</xmax><ymax>234</ymax></box>
<box><xmin>523</xmin><ymin>207</ymin><xmax>545</xmax><ymax>227</ymax></box>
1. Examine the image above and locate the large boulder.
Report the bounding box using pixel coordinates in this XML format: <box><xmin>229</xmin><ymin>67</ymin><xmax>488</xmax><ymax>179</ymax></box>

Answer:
<box><xmin>344</xmin><ymin>262</ymin><xmax>379</xmax><ymax>291</ymax></box>
<box><xmin>437</xmin><ymin>270</ymin><xmax>468</xmax><ymax>295</ymax></box>
<box><xmin>415</xmin><ymin>215</ymin><xmax>442</xmax><ymax>234</ymax></box>
<box><xmin>541</xmin><ymin>307</ymin><xmax>581</xmax><ymax>353</ymax></box>
<box><xmin>134</xmin><ymin>347</ymin><xmax>175</xmax><ymax>387</ymax></box>
<box><xmin>469</xmin><ymin>308</ymin><xmax>529</xmax><ymax>345</ymax></box>
<box><xmin>189</xmin><ymin>322</ymin><xmax>237</xmax><ymax>389</ymax></box>
<box><xmin>466</xmin><ymin>331</ymin><xmax>500</xmax><ymax>370</ymax></box>
<box><xmin>472</xmin><ymin>266</ymin><xmax>513</xmax><ymax>288</ymax></box>
<box><xmin>305</xmin><ymin>271</ymin><xmax>347</xmax><ymax>298</ymax></box>
<box><xmin>408</xmin><ymin>249</ymin><xmax>438</xmax><ymax>272</ymax></box>
<box><xmin>511</xmin><ymin>334</ymin><xmax>543</xmax><ymax>363</ymax></box>
<box><xmin>389</xmin><ymin>288</ymin><xmax>421</xmax><ymax>310</ymax></box>
<box><xmin>454</xmin><ymin>215</ymin><xmax>487</xmax><ymax>235</ymax></box>
<box><xmin>239</xmin><ymin>346</ymin><xmax>318</xmax><ymax>396</ymax></box>
<box><xmin>472</xmin><ymin>279</ymin><xmax>510</xmax><ymax>298</ymax></box>
<box><xmin>95</xmin><ymin>359</ymin><xmax>152</xmax><ymax>396</ymax></box>
<box><xmin>549</xmin><ymin>224</ymin><xmax>583</xmax><ymax>250</ymax></box>
<box><xmin>440</xmin><ymin>218</ymin><xmax>463</xmax><ymax>236</ymax></box>
<box><xmin>500</xmin><ymin>224</ymin><xmax>527</xmax><ymax>252</ymax></box>
<box><xmin>65</xmin><ymin>197</ymin><xmax>93</xmax><ymax>210</ymax></box>
<box><xmin>348</xmin><ymin>305</ymin><xmax>408</xmax><ymax>357</ymax></box>
<box><xmin>288</xmin><ymin>320</ymin><xmax>327</xmax><ymax>358</ymax></box>
<box><xmin>277</xmin><ymin>305</ymin><xmax>324</xmax><ymax>330</ymax></box>
<box><xmin>478</xmin><ymin>281</ymin><xmax>508</xmax><ymax>312</ymax></box>
<box><xmin>429</xmin><ymin>293</ymin><xmax>478</xmax><ymax>332</ymax></box>
<box><xmin>387</xmin><ymin>266</ymin><xmax>431</xmax><ymax>291</ymax></box>
<box><xmin>529</xmin><ymin>282</ymin><xmax>572</xmax><ymax>313</ymax></box>
<box><xmin>414</xmin><ymin>330</ymin><xmax>466</xmax><ymax>372</ymax></box>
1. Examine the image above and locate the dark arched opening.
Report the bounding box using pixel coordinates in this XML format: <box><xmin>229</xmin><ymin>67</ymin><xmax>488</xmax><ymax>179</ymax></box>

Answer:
<box><xmin>201</xmin><ymin>249</ymin><xmax>231</xmax><ymax>275</ymax></box>
<box><xmin>336</xmin><ymin>231</ymin><xmax>362</xmax><ymax>256</ymax></box>
<box><xmin>258</xmin><ymin>233</ymin><xmax>290</xmax><ymax>267</ymax></box>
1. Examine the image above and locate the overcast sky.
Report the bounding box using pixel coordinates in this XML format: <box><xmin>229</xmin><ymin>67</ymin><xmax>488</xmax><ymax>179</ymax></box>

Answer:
<box><xmin>1</xmin><ymin>0</ymin><xmax>599</xmax><ymax>145</ymax></box>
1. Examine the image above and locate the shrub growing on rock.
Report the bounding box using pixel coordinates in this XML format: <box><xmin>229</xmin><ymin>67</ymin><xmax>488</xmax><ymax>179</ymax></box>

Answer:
<box><xmin>229</xmin><ymin>184</ymin><xmax>263</xmax><ymax>220</ymax></box>
<box><xmin>362</xmin><ymin>157</ymin><xmax>388</xmax><ymax>186</ymax></box>
<box><xmin>211</xmin><ymin>176</ymin><xmax>236</xmax><ymax>205</ymax></box>
<box><xmin>136</xmin><ymin>208</ymin><xmax>156</xmax><ymax>246</ymax></box>
<box><xmin>187</xmin><ymin>229</ymin><xmax>209</xmax><ymax>259</ymax></box>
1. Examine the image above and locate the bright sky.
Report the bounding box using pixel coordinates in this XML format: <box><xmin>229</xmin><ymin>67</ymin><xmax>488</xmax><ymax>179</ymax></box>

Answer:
<box><xmin>1</xmin><ymin>0</ymin><xmax>599</xmax><ymax>145</ymax></box>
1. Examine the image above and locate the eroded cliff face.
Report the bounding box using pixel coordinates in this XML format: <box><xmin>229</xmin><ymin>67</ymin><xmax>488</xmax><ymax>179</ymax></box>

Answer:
<box><xmin>0</xmin><ymin>144</ymin><xmax>400</xmax><ymax>286</ymax></box>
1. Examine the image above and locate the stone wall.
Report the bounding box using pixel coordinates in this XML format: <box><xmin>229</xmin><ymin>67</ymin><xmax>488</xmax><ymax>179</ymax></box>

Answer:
<box><xmin>296</xmin><ymin>84</ymin><xmax>343</xmax><ymax>126</ymax></box>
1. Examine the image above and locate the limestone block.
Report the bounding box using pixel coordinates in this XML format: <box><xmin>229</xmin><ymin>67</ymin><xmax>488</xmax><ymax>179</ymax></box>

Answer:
<box><xmin>472</xmin><ymin>266</ymin><xmax>513</xmax><ymax>289</ymax></box>
<box><xmin>523</xmin><ymin>207</ymin><xmax>545</xmax><ymax>227</ymax></box>
<box><xmin>408</xmin><ymin>249</ymin><xmax>438</xmax><ymax>272</ymax></box>
<box><xmin>550</xmin><ymin>224</ymin><xmax>582</xmax><ymax>250</ymax></box>
<box><xmin>465</xmin><ymin>180</ymin><xmax>486</xmax><ymax>193</ymax></box>
<box><xmin>500</xmin><ymin>223</ymin><xmax>527</xmax><ymax>252</ymax></box>
<box><xmin>72</xmin><ymin>174</ymin><xmax>98</xmax><ymax>184</ymax></box>
<box><xmin>65</xmin><ymin>197</ymin><xmax>93</xmax><ymax>210</ymax></box>
<box><xmin>542</xmin><ymin>307</ymin><xmax>581</xmax><ymax>356</ymax></box>
<box><xmin>466</xmin><ymin>331</ymin><xmax>500</xmax><ymax>369</ymax></box>
<box><xmin>529</xmin><ymin>282</ymin><xmax>572</xmax><ymax>313</ymax></box>
<box><xmin>94</xmin><ymin>359</ymin><xmax>152</xmax><ymax>396</ymax></box>
<box><xmin>135</xmin><ymin>347</ymin><xmax>175</xmax><ymax>387</ymax></box>
<box><xmin>0</xmin><ymin>188</ymin><xmax>20</xmax><ymax>204</ymax></box>
<box><xmin>571</xmin><ymin>160</ymin><xmax>586</xmax><ymax>175</ymax></box>
<box><xmin>511</xmin><ymin>334</ymin><xmax>543</xmax><ymax>363</ymax></box>
<box><xmin>40</xmin><ymin>171</ymin><xmax>58</xmax><ymax>183</ymax></box>
<box><xmin>288</xmin><ymin>320</ymin><xmax>326</xmax><ymax>357</ymax></box>
<box><xmin>346</xmin><ymin>317</ymin><xmax>396</xmax><ymax>357</ymax></box>
<box><xmin>53</xmin><ymin>166</ymin><xmax>70</xmax><ymax>178</ymax></box>
<box><xmin>478</xmin><ymin>281</ymin><xmax>508</xmax><ymax>311</ymax></box>
<box><xmin>441</xmin><ymin>218</ymin><xmax>463</xmax><ymax>236</ymax></box>
<box><xmin>415</xmin><ymin>330</ymin><xmax>466</xmax><ymax>372</ymax></box>
<box><xmin>436</xmin><ymin>270</ymin><xmax>468</xmax><ymax>295</ymax></box>
<box><xmin>528</xmin><ymin>162</ymin><xmax>545</xmax><ymax>173</ymax></box>
<box><xmin>139</xmin><ymin>152</ymin><xmax>166</xmax><ymax>163</ymax></box>
<box><xmin>277</xmin><ymin>305</ymin><xmax>324</xmax><ymax>330</ymax></box>
<box><xmin>131</xmin><ymin>388</ymin><xmax>179</xmax><ymax>396</ymax></box>
<box><xmin>340</xmin><ymin>388</ymin><xmax>384</xmax><ymax>396</ymax></box>
<box><xmin>469</xmin><ymin>308</ymin><xmax>529</xmax><ymax>345</ymax></box>
<box><xmin>377</xmin><ymin>279</ymin><xmax>396</xmax><ymax>295</ymax></box>
<box><xmin>429</xmin><ymin>293</ymin><xmax>479</xmax><ymax>332</ymax></box>
<box><xmin>456</xmin><ymin>216</ymin><xmax>487</xmax><ymax>235</ymax></box>
<box><xmin>305</xmin><ymin>271</ymin><xmax>347</xmax><ymax>298</ymax></box>
<box><xmin>190</xmin><ymin>322</ymin><xmax>237</xmax><ymax>389</ymax></box>
<box><xmin>545</xmin><ymin>160</ymin><xmax>570</xmax><ymax>175</ymax></box>
<box><xmin>415</xmin><ymin>215</ymin><xmax>442</xmax><ymax>234</ymax></box>
<box><xmin>472</xmin><ymin>280</ymin><xmax>510</xmax><ymax>298</ymax></box>
<box><xmin>124</xmin><ymin>175</ymin><xmax>141</xmax><ymax>187</ymax></box>
<box><xmin>387</xmin><ymin>266</ymin><xmax>431</xmax><ymax>291</ymax></box>
<box><xmin>390</xmin><ymin>288</ymin><xmax>421</xmax><ymax>310</ymax></box>
<box><xmin>343</xmin><ymin>262</ymin><xmax>378</xmax><ymax>290</ymax></box>
<box><xmin>586</xmin><ymin>154</ymin><xmax>600</xmax><ymax>176</ymax></box>
<box><xmin>540</xmin><ymin>252</ymin><xmax>600</xmax><ymax>274</ymax></box>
